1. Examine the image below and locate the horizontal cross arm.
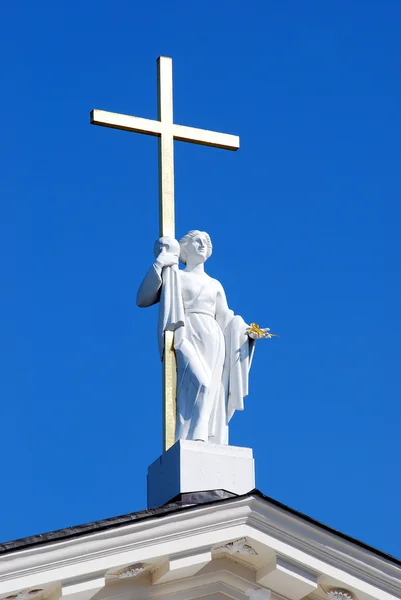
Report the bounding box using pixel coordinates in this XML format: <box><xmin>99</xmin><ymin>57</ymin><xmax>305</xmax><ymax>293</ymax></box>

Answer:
<box><xmin>90</xmin><ymin>109</ymin><xmax>162</xmax><ymax>136</ymax></box>
<box><xmin>90</xmin><ymin>110</ymin><xmax>240</xmax><ymax>151</ymax></box>
<box><xmin>173</xmin><ymin>124</ymin><xmax>240</xmax><ymax>151</ymax></box>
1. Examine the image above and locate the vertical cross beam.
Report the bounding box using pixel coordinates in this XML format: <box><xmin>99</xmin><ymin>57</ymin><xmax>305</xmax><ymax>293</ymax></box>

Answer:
<box><xmin>157</xmin><ymin>57</ymin><xmax>176</xmax><ymax>451</ymax></box>
<box><xmin>157</xmin><ymin>57</ymin><xmax>175</xmax><ymax>239</ymax></box>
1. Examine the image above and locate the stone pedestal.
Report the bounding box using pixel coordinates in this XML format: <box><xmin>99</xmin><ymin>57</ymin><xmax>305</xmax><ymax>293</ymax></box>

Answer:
<box><xmin>147</xmin><ymin>439</ymin><xmax>255</xmax><ymax>508</ymax></box>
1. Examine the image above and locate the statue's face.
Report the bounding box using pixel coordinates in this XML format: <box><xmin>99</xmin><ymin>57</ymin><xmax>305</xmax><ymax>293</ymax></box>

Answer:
<box><xmin>186</xmin><ymin>233</ymin><xmax>208</xmax><ymax>264</ymax></box>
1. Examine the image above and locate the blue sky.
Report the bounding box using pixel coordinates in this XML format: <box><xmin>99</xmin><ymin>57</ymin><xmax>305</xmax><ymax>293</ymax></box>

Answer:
<box><xmin>0</xmin><ymin>1</ymin><xmax>400</xmax><ymax>557</ymax></box>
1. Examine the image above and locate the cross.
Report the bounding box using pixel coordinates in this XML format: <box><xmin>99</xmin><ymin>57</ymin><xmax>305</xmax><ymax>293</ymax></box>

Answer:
<box><xmin>90</xmin><ymin>56</ymin><xmax>240</xmax><ymax>452</ymax></box>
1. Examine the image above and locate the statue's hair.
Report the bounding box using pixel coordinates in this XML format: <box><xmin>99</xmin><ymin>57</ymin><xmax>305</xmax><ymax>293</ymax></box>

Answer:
<box><xmin>179</xmin><ymin>230</ymin><xmax>213</xmax><ymax>265</ymax></box>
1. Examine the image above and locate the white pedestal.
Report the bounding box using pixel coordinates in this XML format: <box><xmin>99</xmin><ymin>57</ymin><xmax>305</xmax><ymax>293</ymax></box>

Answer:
<box><xmin>147</xmin><ymin>440</ymin><xmax>255</xmax><ymax>508</ymax></box>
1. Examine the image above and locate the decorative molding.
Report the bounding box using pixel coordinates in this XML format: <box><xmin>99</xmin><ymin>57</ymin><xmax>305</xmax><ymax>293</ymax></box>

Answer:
<box><xmin>214</xmin><ymin>538</ymin><xmax>258</xmax><ymax>556</ymax></box>
<box><xmin>3</xmin><ymin>590</ymin><xmax>44</xmax><ymax>600</ymax></box>
<box><xmin>111</xmin><ymin>563</ymin><xmax>147</xmax><ymax>579</ymax></box>
<box><xmin>326</xmin><ymin>589</ymin><xmax>355</xmax><ymax>600</ymax></box>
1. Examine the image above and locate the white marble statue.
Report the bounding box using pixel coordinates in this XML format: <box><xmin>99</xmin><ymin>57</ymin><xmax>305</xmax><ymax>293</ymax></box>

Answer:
<box><xmin>137</xmin><ymin>231</ymin><xmax>270</xmax><ymax>445</ymax></box>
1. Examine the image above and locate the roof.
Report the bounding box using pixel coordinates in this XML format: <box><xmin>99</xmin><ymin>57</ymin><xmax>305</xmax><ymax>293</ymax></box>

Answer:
<box><xmin>0</xmin><ymin>489</ymin><xmax>399</xmax><ymax>567</ymax></box>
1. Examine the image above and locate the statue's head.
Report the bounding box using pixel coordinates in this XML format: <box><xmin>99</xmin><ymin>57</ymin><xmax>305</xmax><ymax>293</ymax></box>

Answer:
<box><xmin>179</xmin><ymin>230</ymin><xmax>212</xmax><ymax>265</ymax></box>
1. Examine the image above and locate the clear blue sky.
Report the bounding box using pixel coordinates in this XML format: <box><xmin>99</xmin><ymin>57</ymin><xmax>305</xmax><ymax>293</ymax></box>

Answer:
<box><xmin>0</xmin><ymin>1</ymin><xmax>400</xmax><ymax>557</ymax></box>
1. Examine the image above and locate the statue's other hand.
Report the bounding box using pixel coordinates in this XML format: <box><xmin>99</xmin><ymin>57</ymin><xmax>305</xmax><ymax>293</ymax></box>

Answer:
<box><xmin>247</xmin><ymin>323</ymin><xmax>276</xmax><ymax>339</ymax></box>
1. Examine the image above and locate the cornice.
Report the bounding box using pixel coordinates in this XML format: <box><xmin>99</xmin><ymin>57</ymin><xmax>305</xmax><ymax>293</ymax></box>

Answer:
<box><xmin>247</xmin><ymin>497</ymin><xmax>401</xmax><ymax>598</ymax></box>
<box><xmin>0</xmin><ymin>500</ymin><xmax>252</xmax><ymax>587</ymax></box>
<box><xmin>0</xmin><ymin>496</ymin><xmax>399</xmax><ymax>599</ymax></box>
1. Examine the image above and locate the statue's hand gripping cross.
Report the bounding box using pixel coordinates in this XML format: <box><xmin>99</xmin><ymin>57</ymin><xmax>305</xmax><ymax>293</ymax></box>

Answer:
<box><xmin>90</xmin><ymin>56</ymin><xmax>240</xmax><ymax>451</ymax></box>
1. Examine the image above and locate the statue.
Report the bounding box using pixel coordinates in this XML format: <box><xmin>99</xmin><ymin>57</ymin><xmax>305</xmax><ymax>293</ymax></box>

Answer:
<box><xmin>137</xmin><ymin>231</ymin><xmax>272</xmax><ymax>445</ymax></box>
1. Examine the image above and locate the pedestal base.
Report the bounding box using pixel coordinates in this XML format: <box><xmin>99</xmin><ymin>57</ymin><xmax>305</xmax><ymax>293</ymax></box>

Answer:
<box><xmin>147</xmin><ymin>439</ymin><xmax>255</xmax><ymax>508</ymax></box>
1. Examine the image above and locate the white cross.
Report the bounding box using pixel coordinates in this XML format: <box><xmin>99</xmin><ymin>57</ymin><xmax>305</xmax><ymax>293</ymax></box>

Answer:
<box><xmin>90</xmin><ymin>56</ymin><xmax>239</xmax><ymax>239</ymax></box>
<box><xmin>90</xmin><ymin>56</ymin><xmax>240</xmax><ymax>451</ymax></box>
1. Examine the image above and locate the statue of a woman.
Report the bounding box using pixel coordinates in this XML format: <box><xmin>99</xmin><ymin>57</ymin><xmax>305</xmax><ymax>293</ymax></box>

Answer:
<box><xmin>137</xmin><ymin>231</ymin><xmax>269</xmax><ymax>445</ymax></box>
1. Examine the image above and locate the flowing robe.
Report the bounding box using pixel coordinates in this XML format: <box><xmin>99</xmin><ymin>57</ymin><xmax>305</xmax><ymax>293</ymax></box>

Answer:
<box><xmin>137</xmin><ymin>263</ymin><xmax>255</xmax><ymax>445</ymax></box>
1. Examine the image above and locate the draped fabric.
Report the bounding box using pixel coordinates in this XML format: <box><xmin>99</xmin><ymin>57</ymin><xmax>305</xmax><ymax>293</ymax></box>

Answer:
<box><xmin>158</xmin><ymin>264</ymin><xmax>185</xmax><ymax>359</ymax></box>
<box><xmin>137</xmin><ymin>263</ymin><xmax>255</xmax><ymax>445</ymax></box>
